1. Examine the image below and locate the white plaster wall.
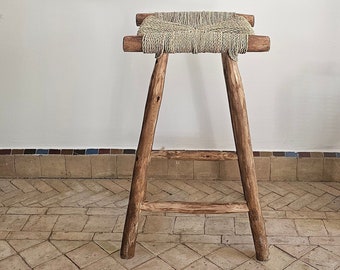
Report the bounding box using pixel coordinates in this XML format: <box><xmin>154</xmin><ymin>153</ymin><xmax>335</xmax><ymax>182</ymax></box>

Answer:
<box><xmin>0</xmin><ymin>0</ymin><xmax>339</xmax><ymax>151</ymax></box>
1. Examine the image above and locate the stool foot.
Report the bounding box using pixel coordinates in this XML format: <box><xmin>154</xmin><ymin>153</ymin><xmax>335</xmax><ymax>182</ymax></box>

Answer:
<box><xmin>222</xmin><ymin>53</ymin><xmax>269</xmax><ymax>261</ymax></box>
<box><xmin>120</xmin><ymin>53</ymin><xmax>168</xmax><ymax>259</ymax></box>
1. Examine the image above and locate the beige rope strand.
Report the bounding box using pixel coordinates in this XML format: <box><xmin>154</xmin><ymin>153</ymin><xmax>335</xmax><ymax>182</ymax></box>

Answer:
<box><xmin>138</xmin><ymin>12</ymin><xmax>254</xmax><ymax>60</ymax></box>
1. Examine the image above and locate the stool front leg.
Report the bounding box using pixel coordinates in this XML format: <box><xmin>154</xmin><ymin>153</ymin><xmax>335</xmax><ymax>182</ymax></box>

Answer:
<box><xmin>221</xmin><ymin>53</ymin><xmax>269</xmax><ymax>261</ymax></box>
<box><xmin>120</xmin><ymin>53</ymin><xmax>169</xmax><ymax>259</ymax></box>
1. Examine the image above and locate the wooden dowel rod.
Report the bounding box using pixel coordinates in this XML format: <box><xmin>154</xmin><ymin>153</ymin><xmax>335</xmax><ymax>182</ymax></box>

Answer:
<box><xmin>151</xmin><ymin>150</ymin><xmax>237</xmax><ymax>160</ymax></box>
<box><xmin>141</xmin><ymin>201</ymin><xmax>249</xmax><ymax>214</ymax></box>
<box><xmin>136</xmin><ymin>13</ymin><xmax>255</xmax><ymax>27</ymax></box>
<box><xmin>123</xmin><ymin>35</ymin><xmax>270</xmax><ymax>53</ymax></box>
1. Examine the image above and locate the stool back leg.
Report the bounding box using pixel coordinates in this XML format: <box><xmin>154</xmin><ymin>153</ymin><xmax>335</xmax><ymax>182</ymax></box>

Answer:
<box><xmin>221</xmin><ymin>53</ymin><xmax>269</xmax><ymax>261</ymax></box>
<box><xmin>120</xmin><ymin>53</ymin><xmax>169</xmax><ymax>259</ymax></box>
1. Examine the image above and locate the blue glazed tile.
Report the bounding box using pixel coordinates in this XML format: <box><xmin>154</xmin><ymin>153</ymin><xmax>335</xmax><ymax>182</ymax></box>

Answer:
<box><xmin>36</xmin><ymin>149</ymin><xmax>49</xmax><ymax>155</ymax></box>
<box><xmin>286</xmin><ymin>152</ymin><xmax>298</xmax><ymax>157</ymax></box>
<box><xmin>85</xmin><ymin>149</ymin><xmax>99</xmax><ymax>155</ymax></box>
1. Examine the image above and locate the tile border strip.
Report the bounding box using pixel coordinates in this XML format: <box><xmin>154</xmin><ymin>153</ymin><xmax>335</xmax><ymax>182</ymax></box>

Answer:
<box><xmin>0</xmin><ymin>149</ymin><xmax>339</xmax><ymax>158</ymax></box>
<box><xmin>1</xmin><ymin>152</ymin><xmax>340</xmax><ymax>181</ymax></box>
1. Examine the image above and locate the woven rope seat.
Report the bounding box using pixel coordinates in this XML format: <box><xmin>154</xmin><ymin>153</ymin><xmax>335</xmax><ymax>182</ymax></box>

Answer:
<box><xmin>137</xmin><ymin>12</ymin><xmax>254</xmax><ymax>60</ymax></box>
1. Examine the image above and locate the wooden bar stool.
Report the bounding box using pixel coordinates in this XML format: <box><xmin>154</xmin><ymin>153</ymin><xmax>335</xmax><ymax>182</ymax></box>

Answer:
<box><xmin>121</xmin><ymin>12</ymin><xmax>270</xmax><ymax>261</ymax></box>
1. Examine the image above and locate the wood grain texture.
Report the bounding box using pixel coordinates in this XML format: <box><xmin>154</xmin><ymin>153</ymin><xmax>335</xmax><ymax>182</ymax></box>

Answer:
<box><xmin>123</xmin><ymin>35</ymin><xmax>270</xmax><ymax>53</ymax></box>
<box><xmin>136</xmin><ymin>13</ymin><xmax>255</xmax><ymax>27</ymax></box>
<box><xmin>121</xmin><ymin>27</ymin><xmax>270</xmax><ymax>262</ymax></box>
<box><xmin>120</xmin><ymin>53</ymin><xmax>169</xmax><ymax>259</ymax></box>
<box><xmin>222</xmin><ymin>52</ymin><xmax>269</xmax><ymax>261</ymax></box>
<box><xmin>141</xmin><ymin>201</ymin><xmax>249</xmax><ymax>214</ymax></box>
<box><xmin>151</xmin><ymin>150</ymin><xmax>237</xmax><ymax>160</ymax></box>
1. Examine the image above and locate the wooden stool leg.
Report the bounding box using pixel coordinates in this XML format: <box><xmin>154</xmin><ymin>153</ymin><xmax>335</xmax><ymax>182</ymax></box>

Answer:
<box><xmin>120</xmin><ymin>53</ymin><xmax>169</xmax><ymax>259</ymax></box>
<box><xmin>221</xmin><ymin>53</ymin><xmax>269</xmax><ymax>261</ymax></box>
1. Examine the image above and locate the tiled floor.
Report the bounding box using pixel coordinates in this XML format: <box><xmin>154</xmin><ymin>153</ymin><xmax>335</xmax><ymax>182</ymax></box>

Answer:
<box><xmin>0</xmin><ymin>178</ymin><xmax>339</xmax><ymax>269</ymax></box>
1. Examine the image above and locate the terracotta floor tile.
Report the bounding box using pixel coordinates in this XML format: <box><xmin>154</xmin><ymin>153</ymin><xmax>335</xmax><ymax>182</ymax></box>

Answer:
<box><xmin>233</xmin><ymin>260</ymin><xmax>266</xmax><ymax>269</ymax></box>
<box><xmin>284</xmin><ymin>260</ymin><xmax>317</xmax><ymax>270</ymax></box>
<box><xmin>50</xmin><ymin>240</ymin><xmax>88</xmax><ymax>253</ymax></box>
<box><xmin>22</xmin><ymin>215</ymin><xmax>58</xmax><ymax>232</ymax></box>
<box><xmin>140</xmin><ymin>242</ymin><xmax>177</xmax><ymax>256</ymax></box>
<box><xmin>8</xmin><ymin>239</ymin><xmax>44</xmax><ymax>252</ymax></box>
<box><xmin>112</xmin><ymin>243</ymin><xmax>154</xmax><ymax>269</ymax></box>
<box><xmin>174</xmin><ymin>216</ymin><xmax>205</xmax><ymax>234</ymax></box>
<box><xmin>230</xmin><ymin>244</ymin><xmax>256</xmax><ymax>258</ymax></box>
<box><xmin>143</xmin><ymin>216</ymin><xmax>175</xmax><ymax>234</ymax></box>
<box><xmin>0</xmin><ymin>215</ymin><xmax>28</xmax><ymax>231</ymax></box>
<box><xmin>265</xmin><ymin>219</ymin><xmax>298</xmax><ymax>236</ymax></box>
<box><xmin>295</xmin><ymin>219</ymin><xmax>328</xmax><ymax>236</ymax></box>
<box><xmin>234</xmin><ymin>218</ymin><xmax>251</xmax><ymax>235</ymax></box>
<box><xmin>34</xmin><ymin>255</ymin><xmax>78</xmax><ymax>270</ymax></box>
<box><xmin>324</xmin><ymin>220</ymin><xmax>340</xmax><ymax>236</ymax></box>
<box><xmin>276</xmin><ymin>244</ymin><xmax>316</xmax><ymax>259</ymax></box>
<box><xmin>7</xmin><ymin>231</ymin><xmax>51</xmax><ymax>240</ymax></box>
<box><xmin>0</xmin><ymin>255</ymin><xmax>31</xmax><ymax>270</ymax></box>
<box><xmin>205</xmin><ymin>216</ymin><xmax>234</xmax><ymax>235</ymax></box>
<box><xmin>66</xmin><ymin>242</ymin><xmax>108</xmax><ymax>268</ymax></box>
<box><xmin>185</xmin><ymin>243</ymin><xmax>222</xmax><ymax>256</ymax></box>
<box><xmin>301</xmin><ymin>246</ymin><xmax>340</xmax><ymax>269</ymax></box>
<box><xmin>83</xmin><ymin>215</ymin><xmax>117</xmax><ymax>232</ymax></box>
<box><xmin>205</xmin><ymin>246</ymin><xmax>249</xmax><ymax>269</ymax></box>
<box><xmin>0</xmin><ymin>240</ymin><xmax>16</xmax><ymax>260</ymax></box>
<box><xmin>20</xmin><ymin>241</ymin><xmax>61</xmax><ymax>268</ymax></box>
<box><xmin>94</xmin><ymin>240</ymin><xmax>120</xmax><ymax>254</ymax></box>
<box><xmin>82</xmin><ymin>256</ymin><xmax>127</xmax><ymax>270</ymax></box>
<box><xmin>259</xmin><ymin>246</ymin><xmax>295</xmax><ymax>269</ymax></box>
<box><xmin>159</xmin><ymin>244</ymin><xmax>201</xmax><ymax>269</ymax></box>
<box><xmin>0</xmin><ymin>178</ymin><xmax>338</xmax><ymax>269</ymax></box>
<box><xmin>53</xmin><ymin>214</ymin><xmax>88</xmax><ymax>232</ymax></box>
<box><xmin>134</xmin><ymin>257</ymin><xmax>174</xmax><ymax>270</ymax></box>
<box><xmin>185</xmin><ymin>257</ymin><xmax>222</xmax><ymax>270</ymax></box>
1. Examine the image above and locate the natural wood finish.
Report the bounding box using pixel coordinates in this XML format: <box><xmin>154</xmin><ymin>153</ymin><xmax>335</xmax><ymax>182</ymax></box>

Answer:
<box><xmin>141</xmin><ymin>201</ymin><xmax>249</xmax><ymax>214</ymax></box>
<box><xmin>151</xmin><ymin>150</ymin><xmax>237</xmax><ymax>160</ymax></box>
<box><xmin>123</xmin><ymin>35</ymin><xmax>270</xmax><ymax>53</ymax></box>
<box><xmin>221</xmin><ymin>52</ymin><xmax>269</xmax><ymax>261</ymax></box>
<box><xmin>136</xmin><ymin>13</ymin><xmax>255</xmax><ymax>27</ymax></box>
<box><xmin>120</xmin><ymin>53</ymin><xmax>169</xmax><ymax>259</ymax></box>
<box><xmin>121</xmin><ymin>16</ymin><xmax>270</xmax><ymax>261</ymax></box>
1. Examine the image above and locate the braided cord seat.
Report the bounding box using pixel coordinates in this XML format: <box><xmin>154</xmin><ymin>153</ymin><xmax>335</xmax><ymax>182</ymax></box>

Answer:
<box><xmin>137</xmin><ymin>12</ymin><xmax>254</xmax><ymax>60</ymax></box>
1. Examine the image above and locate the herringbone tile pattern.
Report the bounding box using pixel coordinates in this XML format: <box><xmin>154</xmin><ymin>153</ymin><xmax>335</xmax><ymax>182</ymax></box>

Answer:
<box><xmin>0</xmin><ymin>178</ymin><xmax>339</xmax><ymax>269</ymax></box>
